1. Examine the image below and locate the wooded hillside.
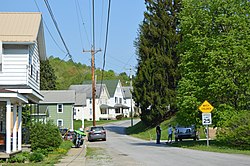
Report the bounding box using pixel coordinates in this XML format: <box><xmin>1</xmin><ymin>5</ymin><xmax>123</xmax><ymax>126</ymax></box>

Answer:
<box><xmin>47</xmin><ymin>56</ymin><xmax>130</xmax><ymax>90</ymax></box>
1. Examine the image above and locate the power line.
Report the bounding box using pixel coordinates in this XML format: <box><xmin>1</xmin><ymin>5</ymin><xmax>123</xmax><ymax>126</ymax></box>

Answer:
<box><xmin>33</xmin><ymin>0</ymin><xmax>66</xmax><ymax>54</ymax></box>
<box><xmin>99</xmin><ymin>0</ymin><xmax>111</xmax><ymax>97</ymax></box>
<box><xmin>43</xmin><ymin>0</ymin><xmax>72</xmax><ymax>59</ymax></box>
<box><xmin>75</xmin><ymin>0</ymin><xmax>91</xmax><ymax>48</ymax></box>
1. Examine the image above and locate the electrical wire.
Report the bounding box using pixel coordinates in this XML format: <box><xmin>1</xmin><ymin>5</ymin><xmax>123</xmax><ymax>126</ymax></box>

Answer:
<box><xmin>75</xmin><ymin>0</ymin><xmax>91</xmax><ymax>48</ymax></box>
<box><xmin>33</xmin><ymin>0</ymin><xmax>66</xmax><ymax>54</ymax></box>
<box><xmin>99</xmin><ymin>0</ymin><xmax>111</xmax><ymax>97</ymax></box>
<box><xmin>43</xmin><ymin>0</ymin><xmax>72</xmax><ymax>59</ymax></box>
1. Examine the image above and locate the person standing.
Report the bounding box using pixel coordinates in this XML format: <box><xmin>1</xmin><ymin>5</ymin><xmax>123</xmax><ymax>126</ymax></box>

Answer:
<box><xmin>156</xmin><ymin>125</ymin><xmax>161</xmax><ymax>144</ymax></box>
<box><xmin>167</xmin><ymin>125</ymin><xmax>173</xmax><ymax>143</ymax></box>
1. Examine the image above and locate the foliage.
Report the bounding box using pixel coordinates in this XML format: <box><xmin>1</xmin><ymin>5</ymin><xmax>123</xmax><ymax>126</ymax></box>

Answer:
<box><xmin>48</xmin><ymin>56</ymin><xmax>130</xmax><ymax>90</ymax></box>
<box><xmin>176</xmin><ymin>0</ymin><xmax>250</xmax><ymax>127</ymax></box>
<box><xmin>133</xmin><ymin>0</ymin><xmax>181</xmax><ymax>125</ymax></box>
<box><xmin>216</xmin><ymin>111</ymin><xmax>250</xmax><ymax>149</ymax></box>
<box><xmin>30</xmin><ymin>121</ymin><xmax>62</xmax><ymax>152</ymax></box>
<box><xmin>40</xmin><ymin>59</ymin><xmax>57</xmax><ymax>90</ymax></box>
<box><xmin>7</xmin><ymin>153</ymin><xmax>27</xmax><ymax>163</ymax></box>
<box><xmin>29</xmin><ymin>152</ymin><xmax>44</xmax><ymax>162</ymax></box>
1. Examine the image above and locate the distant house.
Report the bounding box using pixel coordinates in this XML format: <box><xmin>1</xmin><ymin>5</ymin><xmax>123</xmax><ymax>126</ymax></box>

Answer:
<box><xmin>0</xmin><ymin>12</ymin><xmax>46</xmax><ymax>156</ymax></box>
<box><xmin>39</xmin><ymin>90</ymin><xmax>75</xmax><ymax>130</ymax></box>
<box><xmin>69</xmin><ymin>84</ymin><xmax>110</xmax><ymax>121</ymax></box>
<box><xmin>122</xmin><ymin>86</ymin><xmax>136</xmax><ymax>117</ymax></box>
<box><xmin>82</xmin><ymin>80</ymin><xmax>131</xmax><ymax>119</ymax></box>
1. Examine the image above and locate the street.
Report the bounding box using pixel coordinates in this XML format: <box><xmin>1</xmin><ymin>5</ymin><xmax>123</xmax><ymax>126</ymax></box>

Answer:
<box><xmin>85</xmin><ymin>120</ymin><xmax>250</xmax><ymax>166</ymax></box>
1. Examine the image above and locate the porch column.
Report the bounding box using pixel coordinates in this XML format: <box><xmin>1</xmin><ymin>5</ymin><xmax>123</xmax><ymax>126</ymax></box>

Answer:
<box><xmin>18</xmin><ymin>104</ymin><xmax>22</xmax><ymax>150</ymax></box>
<box><xmin>6</xmin><ymin>100</ymin><xmax>11</xmax><ymax>153</ymax></box>
<box><xmin>12</xmin><ymin>104</ymin><xmax>17</xmax><ymax>151</ymax></box>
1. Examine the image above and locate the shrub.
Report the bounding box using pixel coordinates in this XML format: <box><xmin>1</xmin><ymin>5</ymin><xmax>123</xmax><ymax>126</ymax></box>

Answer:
<box><xmin>29</xmin><ymin>152</ymin><xmax>44</xmax><ymax>162</ymax></box>
<box><xmin>116</xmin><ymin>114</ymin><xmax>123</xmax><ymax>120</ymax></box>
<box><xmin>8</xmin><ymin>154</ymin><xmax>27</xmax><ymax>163</ymax></box>
<box><xmin>30</xmin><ymin>121</ymin><xmax>62</xmax><ymax>152</ymax></box>
<box><xmin>216</xmin><ymin>111</ymin><xmax>250</xmax><ymax>149</ymax></box>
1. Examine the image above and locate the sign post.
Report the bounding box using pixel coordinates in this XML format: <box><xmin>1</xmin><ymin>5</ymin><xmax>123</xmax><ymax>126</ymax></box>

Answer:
<box><xmin>199</xmin><ymin>100</ymin><xmax>214</xmax><ymax>146</ymax></box>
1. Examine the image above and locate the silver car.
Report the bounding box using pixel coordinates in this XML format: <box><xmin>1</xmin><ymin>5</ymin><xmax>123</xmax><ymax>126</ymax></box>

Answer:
<box><xmin>88</xmin><ymin>126</ymin><xmax>106</xmax><ymax>141</ymax></box>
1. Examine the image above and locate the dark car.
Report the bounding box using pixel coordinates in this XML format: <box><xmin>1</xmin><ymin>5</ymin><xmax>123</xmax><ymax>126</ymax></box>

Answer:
<box><xmin>174</xmin><ymin>125</ymin><xmax>199</xmax><ymax>142</ymax></box>
<box><xmin>88</xmin><ymin>126</ymin><xmax>106</xmax><ymax>141</ymax></box>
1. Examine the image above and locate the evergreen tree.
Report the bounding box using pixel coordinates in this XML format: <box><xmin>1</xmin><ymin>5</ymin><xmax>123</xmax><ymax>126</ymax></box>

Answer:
<box><xmin>133</xmin><ymin>0</ymin><xmax>181</xmax><ymax>125</ymax></box>
<box><xmin>177</xmin><ymin>0</ymin><xmax>250</xmax><ymax>127</ymax></box>
<box><xmin>40</xmin><ymin>59</ymin><xmax>57</xmax><ymax>90</ymax></box>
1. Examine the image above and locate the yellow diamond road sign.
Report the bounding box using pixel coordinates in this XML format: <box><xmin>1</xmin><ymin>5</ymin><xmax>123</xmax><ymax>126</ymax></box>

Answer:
<box><xmin>199</xmin><ymin>100</ymin><xmax>214</xmax><ymax>113</ymax></box>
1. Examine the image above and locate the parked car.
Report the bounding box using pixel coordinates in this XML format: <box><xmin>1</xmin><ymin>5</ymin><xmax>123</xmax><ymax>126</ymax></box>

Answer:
<box><xmin>174</xmin><ymin>125</ymin><xmax>199</xmax><ymax>142</ymax></box>
<box><xmin>88</xmin><ymin>126</ymin><xmax>106</xmax><ymax>141</ymax></box>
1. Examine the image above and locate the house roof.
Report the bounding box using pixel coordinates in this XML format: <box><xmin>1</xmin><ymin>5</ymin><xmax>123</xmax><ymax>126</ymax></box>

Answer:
<box><xmin>122</xmin><ymin>86</ymin><xmax>132</xmax><ymax>99</ymax></box>
<box><xmin>0</xmin><ymin>12</ymin><xmax>46</xmax><ymax>60</ymax></box>
<box><xmin>69</xmin><ymin>84</ymin><xmax>107</xmax><ymax>99</ymax></box>
<box><xmin>75</xmin><ymin>92</ymin><xmax>86</xmax><ymax>106</ymax></box>
<box><xmin>83</xmin><ymin>80</ymin><xmax>119</xmax><ymax>97</ymax></box>
<box><xmin>40</xmin><ymin>90</ymin><xmax>75</xmax><ymax>104</ymax></box>
<box><xmin>0</xmin><ymin>12</ymin><xmax>41</xmax><ymax>42</ymax></box>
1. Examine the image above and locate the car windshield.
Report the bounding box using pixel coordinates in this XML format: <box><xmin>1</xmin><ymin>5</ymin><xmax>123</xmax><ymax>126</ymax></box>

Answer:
<box><xmin>91</xmin><ymin>127</ymin><xmax>104</xmax><ymax>131</ymax></box>
<box><xmin>177</xmin><ymin>128</ymin><xmax>192</xmax><ymax>133</ymax></box>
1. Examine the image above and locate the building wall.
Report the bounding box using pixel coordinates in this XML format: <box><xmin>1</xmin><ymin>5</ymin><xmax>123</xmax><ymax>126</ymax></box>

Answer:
<box><xmin>44</xmin><ymin>104</ymin><xmax>73</xmax><ymax>130</ymax></box>
<box><xmin>0</xmin><ymin>42</ymin><xmax>40</xmax><ymax>92</ymax></box>
<box><xmin>28</xmin><ymin>42</ymin><xmax>40</xmax><ymax>91</ymax></box>
<box><xmin>0</xmin><ymin>44</ymin><xmax>29</xmax><ymax>85</ymax></box>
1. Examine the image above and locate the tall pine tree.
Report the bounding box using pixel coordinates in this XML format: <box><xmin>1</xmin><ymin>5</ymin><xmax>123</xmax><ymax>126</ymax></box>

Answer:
<box><xmin>40</xmin><ymin>59</ymin><xmax>57</xmax><ymax>90</ymax></box>
<box><xmin>133</xmin><ymin>0</ymin><xmax>181</xmax><ymax>125</ymax></box>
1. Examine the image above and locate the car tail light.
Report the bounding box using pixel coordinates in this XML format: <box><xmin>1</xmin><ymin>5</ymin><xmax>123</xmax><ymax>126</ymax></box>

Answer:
<box><xmin>101</xmin><ymin>130</ymin><xmax>106</xmax><ymax>134</ymax></box>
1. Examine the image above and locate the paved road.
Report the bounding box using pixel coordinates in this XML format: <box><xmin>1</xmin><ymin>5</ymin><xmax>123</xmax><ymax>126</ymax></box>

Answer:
<box><xmin>85</xmin><ymin>120</ymin><xmax>250</xmax><ymax>166</ymax></box>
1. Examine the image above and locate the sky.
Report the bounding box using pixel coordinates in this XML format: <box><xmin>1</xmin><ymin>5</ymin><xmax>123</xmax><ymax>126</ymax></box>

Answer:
<box><xmin>0</xmin><ymin>0</ymin><xmax>146</xmax><ymax>75</ymax></box>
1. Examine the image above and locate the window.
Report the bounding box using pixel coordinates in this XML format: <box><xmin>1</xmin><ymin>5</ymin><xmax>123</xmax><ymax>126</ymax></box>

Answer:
<box><xmin>124</xmin><ymin>99</ymin><xmax>127</xmax><ymax>104</ymax></box>
<box><xmin>115</xmin><ymin>97</ymin><xmax>118</xmax><ymax>103</ymax></box>
<box><xmin>101</xmin><ymin>109</ymin><xmax>107</xmax><ymax>114</ymax></box>
<box><xmin>90</xmin><ymin>99</ymin><xmax>92</xmax><ymax>104</ymax></box>
<box><xmin>29</xmin><ymin>54</ymin><xmax>33</xmax><ymax>77</ymax></box>
<box><xmin>115</xmin><ymin>108</ymin><xmax>120</xmax><ymax>114</ymax></box>
<box><xmin>0</xmin><ymin>53</ymin><xmax>2</xmax><ymax>72</ymax></box>
<box><xmin>119</xmin><ymin>98</ymin><xmax>122</xmax><ymax>104</ymax></box>
<box><xmin>57</xmin><ymin>104</ymin><xmax>63</xmax><ymax>113</ymax></box>
<box><xmin>36</xmin><ymin>71</ymin><xmax>38</xmax><ymax>82</ymax></box>
<box><xmin>57</xmin><ymin>119</ymin><xmax>63</xmax><ymax>127</ymax></box>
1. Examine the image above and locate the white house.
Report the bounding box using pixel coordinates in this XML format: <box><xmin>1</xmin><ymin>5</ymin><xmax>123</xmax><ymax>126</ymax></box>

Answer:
<box><xmin>122</xmin><ymin>86</ymin><xmax>136</xmax><ymax>117</ymax></box>
<box><xmin>69</xmin><ymin>84</ymin><xmax>110</xmax><ymax>121</ymax></box>
<box><xmin>0</xmin><ymin>12</ymin><xmax>46</xmax><ymax>157</ymax></box>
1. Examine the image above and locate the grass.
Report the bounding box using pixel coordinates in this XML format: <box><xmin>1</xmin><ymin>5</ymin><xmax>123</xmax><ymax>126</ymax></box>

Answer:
<box><xmin>126</xmin><ymin>118</ymin><xmax>250</xmax><ymax>155</ymax></box>
<box><xmin>172</xmin><ymin>140</ymin><xmax>250</xmax><ymax>155</ymax></box>
<box><xmin>1</xmin><ymin>141</ymin><xmax>74</xmax><ymax>166</ymax></box>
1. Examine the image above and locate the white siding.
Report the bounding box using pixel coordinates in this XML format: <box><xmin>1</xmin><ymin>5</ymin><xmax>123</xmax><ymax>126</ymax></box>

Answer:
<box><xmin>28</xmin><ymin>42</ymin><xmax>40</xmax><ymax>92</ymax></box>
<box><xmin>0</xmin><ymin>43</ymin><xmax>41</xmax><ymax>93</ymax></box>
<box><xmin>0</xmin><ymin>45</ymin><xmax>29</xmax><ymax>85</ymax></box>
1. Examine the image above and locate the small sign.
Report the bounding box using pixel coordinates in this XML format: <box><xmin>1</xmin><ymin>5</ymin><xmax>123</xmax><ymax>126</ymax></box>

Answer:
<box><xmin>199</xmin><ymin>100</ymin><xmax>214</xmax><ymax>113</ymax></box>
<box><xmin>202</xmin><ymin>113</ymin><xmax>212</xmax><ymax>125</ymax></box>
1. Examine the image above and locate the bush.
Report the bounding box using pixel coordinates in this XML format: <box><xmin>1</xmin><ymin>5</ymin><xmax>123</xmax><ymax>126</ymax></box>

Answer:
<box><xmin>30</xmin><ymin>121</ymin><xmax>62</xmax><ymax>151</ymax></box>
<box><xmin>29</xmin><ymin>152</ymin><xmax>44</xmax><ymax>162</ymax></box>
<box><xmin>116</xmin><ymin>114</ymin><xmax>123</xmax><ymax>120</ymax></box>
<box><xmin>216</xmin><ymin>111</ymin><xmax>250</xmax><ymax>149</ymax></box>
<box><xmin>8</xmin><ymin>153</ymin><xmax>27</xmax><ymax>163</ymax></box>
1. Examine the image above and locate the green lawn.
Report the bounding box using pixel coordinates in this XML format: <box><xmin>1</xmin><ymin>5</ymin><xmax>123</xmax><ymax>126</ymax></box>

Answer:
<box><xmin>126</xmin><ymin>118</ymin><xmax>250</xmax><ymax>155</ymax></box>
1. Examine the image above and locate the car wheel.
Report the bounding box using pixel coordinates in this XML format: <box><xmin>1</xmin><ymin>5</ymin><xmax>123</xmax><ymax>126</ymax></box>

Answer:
<box><xmin>103</xmin><ymin>138</ymin><xmax>106</xmax><ymax>141</ymax></box>
<box><xmin>175</xmin><ymin>138</ymin><xmax>178</xmax><ymax>142</ymax></box>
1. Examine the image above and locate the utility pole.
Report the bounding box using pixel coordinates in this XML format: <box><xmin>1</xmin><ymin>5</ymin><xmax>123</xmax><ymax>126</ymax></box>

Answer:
<box><xmin>130</xmin><ymin>66</ymin><xmax>133</xmax><ymax>127</ymax></box>
<box><xmin>83</xmin><ymin>48</ymin><xmax>101</xmax><ymax>127</ymax></box>
<box><xmin>83</xmin><ymin>0</ymin><xmax>101</xmax><ymax>127</ymax></box>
